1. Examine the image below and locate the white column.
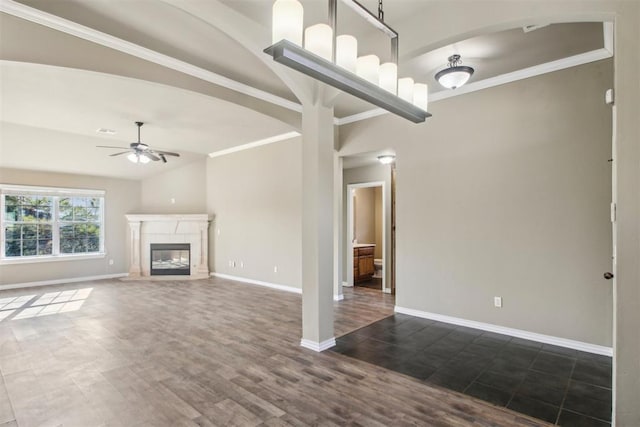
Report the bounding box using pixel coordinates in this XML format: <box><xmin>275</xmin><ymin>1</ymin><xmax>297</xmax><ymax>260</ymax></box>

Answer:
<box><xmin>128</xmin><ymin>221</ymin><xmax>141</xmax><ymax>277</ymax></box>
<box><xmin>197</xmin><ymin>220</ymin><xmax>210</xmax><ymax>276</ymax></box>
<box><xmin>300</xmin><ymin>102</ymin><xmax>336</xmax><ymax>351</ymax></box>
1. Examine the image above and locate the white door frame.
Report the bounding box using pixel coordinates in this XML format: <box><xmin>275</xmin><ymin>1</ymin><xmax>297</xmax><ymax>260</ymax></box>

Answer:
<box><xmin>346</xmin><ymin>181</ymin><xmax>388</xmax><ymax>292</ymax></box>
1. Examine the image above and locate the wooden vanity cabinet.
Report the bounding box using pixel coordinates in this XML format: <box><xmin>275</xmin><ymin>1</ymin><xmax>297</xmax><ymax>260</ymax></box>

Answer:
<box><xmin>354</xmin><ymin>245</ymin><xmax>375</xmax><ymax>283</ymax></box>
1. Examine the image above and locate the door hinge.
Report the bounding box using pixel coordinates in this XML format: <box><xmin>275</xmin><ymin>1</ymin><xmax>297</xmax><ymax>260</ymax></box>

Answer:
<box><xmin>611</xmin><ymin>202</ymin><xmax>617</xmax><ymax>223</ymax></box>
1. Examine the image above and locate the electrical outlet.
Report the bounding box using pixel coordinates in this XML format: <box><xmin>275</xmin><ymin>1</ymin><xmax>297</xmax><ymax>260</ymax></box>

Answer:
<box><xmin>108</xmin><ymin>259</ymin><xmax>114</xmax><ymax>265</ymax></box>
<box><xmin>274</xmin><ymin>266</ymin><xmax>278</xmax><ymax>273</ymax></box>
<box><xmin>228</xmin><ymin>260</ymin><xmax>233</xmax><ymax>267</ymax></box>
<box><xmin>494</xmin><ymin>297</ymin><xmax>503</xmax><ymax>308</ymax></box>
<box><xmin>240</xmin><ymin>261</ymin><xmax>244</xmax><ymax>268</ymax></box>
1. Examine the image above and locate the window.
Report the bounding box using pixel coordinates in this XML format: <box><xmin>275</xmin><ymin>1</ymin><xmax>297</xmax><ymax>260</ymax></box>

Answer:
<box><xmin>1</xmin><ymin>185</ymin><xmax>105</xmax><ymax>262</ymax></box>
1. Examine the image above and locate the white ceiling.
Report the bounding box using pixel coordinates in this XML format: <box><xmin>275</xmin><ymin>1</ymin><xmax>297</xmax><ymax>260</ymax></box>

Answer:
<box><xmin>0</xmin><ymin>0</ymin><xmax>608</xmax><ymax>179</ymax></box>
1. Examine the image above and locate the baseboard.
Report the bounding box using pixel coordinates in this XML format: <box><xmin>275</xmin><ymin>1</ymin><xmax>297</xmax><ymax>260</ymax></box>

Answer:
<box><xmin>300</xmin><ymin>337</ymin><xmax>336</xmax><ymax>352</ymax></box>
<box><xmin>333</xmin><ymin>294</ymin><xmax>344</xmax><ymax>301</ymax></box>
<box><xmin>342</xmin><ymin>281</ymin><xmax>352</xmax><ymax>287</ymax></box>
<box><xmin>0</xmin><ymin>273</ymin><xmax>128</xmax><ymax>291</ymax></box>
<box><xmin>211</xmin><ymin>272</ymin><xmax>302</xmax><ymax>294</ymax></box>
<box><xmin>394</xmin><ymin>306</ymin><xmax>613</xmax><ymax>357</ymax></box>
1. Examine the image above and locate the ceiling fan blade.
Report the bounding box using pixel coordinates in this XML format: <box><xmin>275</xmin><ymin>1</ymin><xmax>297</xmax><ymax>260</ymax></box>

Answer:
<box><xmin>97</xmin><ymin>145</ymin><xmax>130</xmax><ymax>149</ymax></box>
<box><xmin>143</xmin><ymin>152</ymin><xmax>161</xmax><ymax>162</ymax></box>
<box><xmin>109</xmin><ymin>151</ymin><xmax>132</xmax><ymax>157</ymax></box>
<box><xmin>154</xmin><ymin>150</ymin><xmax>180</xmax><ymax>157</ymax></box>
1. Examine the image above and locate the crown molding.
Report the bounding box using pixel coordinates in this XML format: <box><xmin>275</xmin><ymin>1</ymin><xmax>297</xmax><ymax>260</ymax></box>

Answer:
<box><xmin>208</xmin><ymin>131</ymin><xmax>300</xmax><ymax>158</ymax></box>
<box><xmin>603</xmin><ymin>21</ymin><xmax>613</xmax><ymax>54</ymax></box>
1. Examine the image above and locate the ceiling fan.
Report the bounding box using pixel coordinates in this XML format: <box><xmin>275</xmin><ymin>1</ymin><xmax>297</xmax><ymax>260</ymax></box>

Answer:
<box><xmin>97</xmin><ymin>121</ymin><xmax>180</xmax><ymax>164</ymax></box>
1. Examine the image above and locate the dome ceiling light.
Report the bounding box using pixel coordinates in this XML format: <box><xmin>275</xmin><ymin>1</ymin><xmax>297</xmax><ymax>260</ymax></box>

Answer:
<box><xmin>435</xmin><ymin>54</ymin><xmax>475</xmax><ymax>89</ymax></box>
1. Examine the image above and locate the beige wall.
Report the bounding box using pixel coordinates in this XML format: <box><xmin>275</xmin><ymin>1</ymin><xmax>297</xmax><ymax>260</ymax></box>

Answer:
<box><xmin>340</xmin><ymin>60</ymin><xmax>613</xmax><ymax>346</ymax></box>
<box><xmin>139</xmin><ymin>158</ymin><xmax>207</xmax><ymax>214</ymax></box>
<box><xmin>353</xmin><ymin>187</ymin><xmax>376</xmax><ymax>245</ymax></box>
<box><xmin>206</xmin><ymin>138</ymin><xmax>302</xmax><ymax>289</ymax></box>
<box><xmin>0</xmin><ymin>168</ymin><xmax>140</xmax><ymax>286</ymax></box>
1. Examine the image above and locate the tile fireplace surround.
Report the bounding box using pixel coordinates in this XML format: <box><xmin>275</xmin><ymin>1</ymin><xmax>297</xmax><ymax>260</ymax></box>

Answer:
<box><xmin>125</xmin><ymin>214</ymin><xmax>212</xmax><ymax>279</ymax></box>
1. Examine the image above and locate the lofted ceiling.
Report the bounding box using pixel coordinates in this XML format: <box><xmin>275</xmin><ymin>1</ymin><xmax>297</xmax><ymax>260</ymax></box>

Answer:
<box><xmin>0</xmin><ymin>0</ymin><xmax>610</xmax><ymax>178</ymax></box>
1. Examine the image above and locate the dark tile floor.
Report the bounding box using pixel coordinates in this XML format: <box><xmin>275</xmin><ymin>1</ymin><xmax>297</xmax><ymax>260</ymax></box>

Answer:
<box><xmin>331</xmin><ymin>313</ymin><xmax>612</xmax><ymax>426</ymax></box>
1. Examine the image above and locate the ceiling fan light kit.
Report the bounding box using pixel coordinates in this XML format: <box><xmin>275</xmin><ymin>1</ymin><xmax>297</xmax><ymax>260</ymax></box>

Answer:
<box><xmin>127</xmin><ymin>152</ymin><xmax>151</xmax><ymax>164</ymax></box>
<box><xmin>266</xmin><ymin>0</ymin><xmax>431</xmax><ymax>123</ymax></box>
<box><xmin>435</xmin><ymin>54</ymin><xmax>474</xmax><ymax>89</ymax></box>
<box><xmin>96</xmin><ymin>121</ymin><xmax>180</xmax><ymax>164</ymax></box>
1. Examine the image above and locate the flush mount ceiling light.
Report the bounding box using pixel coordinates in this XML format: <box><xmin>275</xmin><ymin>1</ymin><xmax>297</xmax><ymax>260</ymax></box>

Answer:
<box><xmin>377</xmin><ymin>154</ymin><xmax>395</xmax><ymax>164</ymax></box>
<box><xmin>435</xmin><ymin>54</ymin><xmax>475</xmax><ymax>89</ymax></box>
<box><xmin>265</xmin><ymin>0</ymin><xmax>431</xmax><ymax>123</ymax></box>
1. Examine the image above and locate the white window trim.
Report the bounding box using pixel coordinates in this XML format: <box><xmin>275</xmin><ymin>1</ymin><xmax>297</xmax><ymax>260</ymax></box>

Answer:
<box><xmin>0</xmin><ymin>253</ymin><xmax>106</xmax><ymax>265</ymax></box>
<box><xmin>0</xmin><ymin>184</ymin><xmax>106</xmax><ymax>264</ymax></box>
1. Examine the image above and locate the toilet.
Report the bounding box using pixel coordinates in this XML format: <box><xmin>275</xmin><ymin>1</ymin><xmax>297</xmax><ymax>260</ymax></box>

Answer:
<box><xmin>373</xmin><ymin>259</ymin><xmax>383</xmax><ymax>278</ymax></box>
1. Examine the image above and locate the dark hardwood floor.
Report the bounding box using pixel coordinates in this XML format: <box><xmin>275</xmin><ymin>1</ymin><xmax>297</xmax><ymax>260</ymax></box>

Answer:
<box><xmin>0</xmin><ymin>277</ymin><xmax>547</xmax><ymax>426</ymax></box>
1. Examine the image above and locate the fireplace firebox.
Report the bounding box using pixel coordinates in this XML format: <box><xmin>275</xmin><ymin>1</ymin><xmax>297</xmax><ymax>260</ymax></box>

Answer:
<box><xmin>150</xmin><ymin>243</ymin><xmax>190</xmax><ymax>276</ymax></box>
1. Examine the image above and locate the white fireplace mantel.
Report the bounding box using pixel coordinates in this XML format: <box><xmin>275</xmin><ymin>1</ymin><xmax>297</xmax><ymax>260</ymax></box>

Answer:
<box><xmin>125</xmin><ymin>214</ymin><xmax>212</xmax><ymax>279</ymax></box>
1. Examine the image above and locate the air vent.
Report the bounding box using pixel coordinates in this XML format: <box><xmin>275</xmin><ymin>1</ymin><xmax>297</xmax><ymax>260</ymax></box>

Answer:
<box><xmin>96</xmin><ymin>128</ymin><xmax>116</xmax><ymax>135</ymax></box>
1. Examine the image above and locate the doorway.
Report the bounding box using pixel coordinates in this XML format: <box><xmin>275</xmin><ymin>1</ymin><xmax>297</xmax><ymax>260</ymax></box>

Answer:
<box><xmin>346</xmin><ymin>181</ymin><xmax>388</xmax><ymax>292</ymax></box>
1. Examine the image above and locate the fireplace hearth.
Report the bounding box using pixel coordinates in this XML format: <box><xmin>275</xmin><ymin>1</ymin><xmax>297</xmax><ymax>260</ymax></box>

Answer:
<box><xmin>150</xmin><ymin>243</ymin><xmax>190</xmax><ymax>276</ymax></box>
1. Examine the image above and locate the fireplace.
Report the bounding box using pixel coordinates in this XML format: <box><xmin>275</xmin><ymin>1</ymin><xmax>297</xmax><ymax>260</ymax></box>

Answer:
<box><xmin>125</xmin><ymin>214</ymin><xmax>211</xmax><ymax>279</ymax></box>
<box><xmin>150</xmin><ymin>243</ymin><xmax>190</xmax><ymax>276</ymax></box>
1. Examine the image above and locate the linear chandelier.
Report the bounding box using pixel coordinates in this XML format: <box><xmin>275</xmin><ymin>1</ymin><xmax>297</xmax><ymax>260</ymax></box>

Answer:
<box><xmin>264</xmin><ymin>0</ymin><xmax>431</xmax><ymax>123</ymax></box>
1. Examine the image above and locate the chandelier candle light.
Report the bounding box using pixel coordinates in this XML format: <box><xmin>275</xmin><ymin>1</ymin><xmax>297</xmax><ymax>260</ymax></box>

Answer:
<box><xmin>266</xmin><ymin>0</ymin><xmax>431</xmax><ymax>123</ymax></box>
<box><xmin>336</xmin><ymin>35</ymin><xmax>357</xmax><ymax>72</ymax></box>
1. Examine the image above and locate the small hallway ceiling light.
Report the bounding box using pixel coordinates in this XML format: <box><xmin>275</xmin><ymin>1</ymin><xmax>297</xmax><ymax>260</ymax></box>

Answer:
<box><xmin>266</xmin><ymin>0</ymin><xmax>431</xmax><ymax>123</ymax></box>
<box><xmin>377</xmin><ymin>154</ymin><xmax>395</xmax><ymax>164</ymax></box>
<box><xmin>435</xmin><ymin>54</ymin><xmax>474</xmax><ymax>89</ymax></box>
